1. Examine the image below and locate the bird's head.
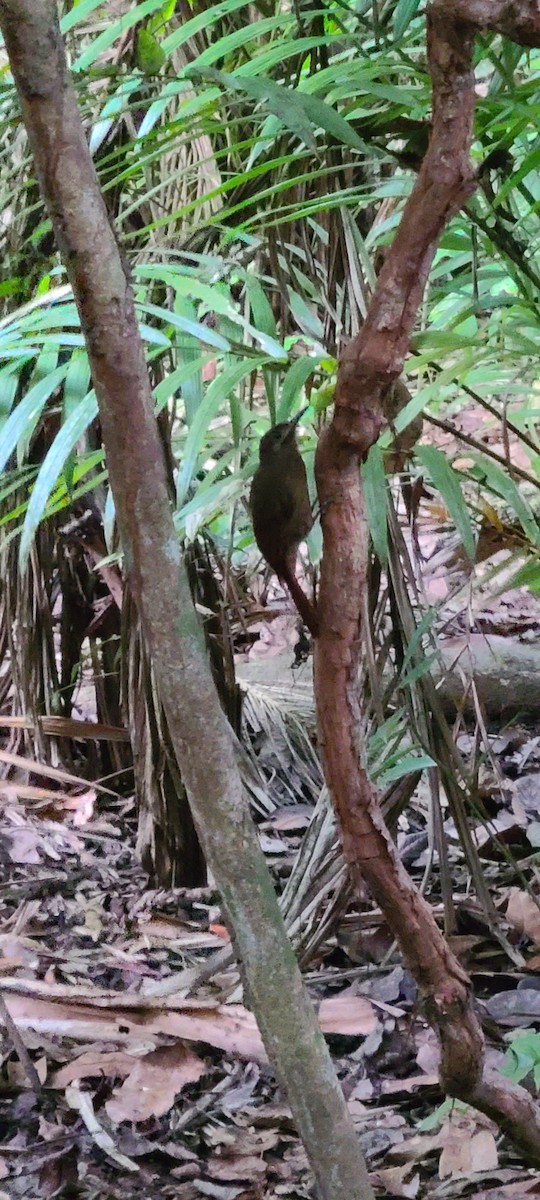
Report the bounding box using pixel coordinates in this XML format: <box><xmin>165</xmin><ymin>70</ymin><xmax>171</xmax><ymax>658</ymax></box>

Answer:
<box><xmin>258</xmin><ymin>407</ymin><xmax>309</xmax><ymax>462</ymax></box>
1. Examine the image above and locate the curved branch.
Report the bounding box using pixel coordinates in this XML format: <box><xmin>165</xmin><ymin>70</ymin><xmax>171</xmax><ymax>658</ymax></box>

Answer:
<box><xmin>315</xmin><ymin>0</ymin><xmax>540</xmax><ymax>1163</ymax></box>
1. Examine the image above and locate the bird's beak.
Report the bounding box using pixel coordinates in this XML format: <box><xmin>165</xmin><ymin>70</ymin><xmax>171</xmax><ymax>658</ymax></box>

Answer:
<box><xmin>290</xmin><ymin>405</ymin><xmax>309</xmax><ymax>427</ymax></box>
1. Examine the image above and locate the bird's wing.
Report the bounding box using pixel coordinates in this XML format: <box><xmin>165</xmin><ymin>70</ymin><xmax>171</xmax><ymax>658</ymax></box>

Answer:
<box><xmin>264</xmin><ymin>486</ymin><xmax>295</xmax><ymax>523</ymax></box>
<box><xmin>250</xmin><ymin>477</ymin><xmax>295</xmax><ymax>525</ymax></box>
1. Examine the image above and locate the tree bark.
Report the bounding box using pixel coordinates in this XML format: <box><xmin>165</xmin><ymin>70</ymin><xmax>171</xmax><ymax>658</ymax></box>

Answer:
<box><xmin>0</xmin><ymin>2</ymin><xmax>374</xmax><ymax>1196</ymax></box>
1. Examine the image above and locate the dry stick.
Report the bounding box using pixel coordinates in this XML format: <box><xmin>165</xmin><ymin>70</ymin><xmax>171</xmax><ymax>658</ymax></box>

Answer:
<box><xmin>425</xmin><ymin>412</ymin><xmax>540</xmax><ymax>492</ymax></box>
<box><xmin>426</xmin><ymin>362</ymin><xmax>540</xmax><ymax>465</ymax></box>
<box><xmin>0</xmin><ymin>992</ymin><xmax>42</xmax><ymax>1093</ymax></box>
<box><xmin>0</xmin><ymin>4</ymin><xmax>374</xmax><ymax>1197</ymax></box>
<box><xmin>314</xmin><ymin>0</ymin><xmax>540</xmax><ymax>1164</ymax></box>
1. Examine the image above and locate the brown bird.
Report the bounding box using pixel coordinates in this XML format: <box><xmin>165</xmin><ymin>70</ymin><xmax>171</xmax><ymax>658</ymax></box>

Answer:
<box><xmin>250</xmin><ymin>408</ymin><xmax>318</xmax><ymax>637</ymax></box>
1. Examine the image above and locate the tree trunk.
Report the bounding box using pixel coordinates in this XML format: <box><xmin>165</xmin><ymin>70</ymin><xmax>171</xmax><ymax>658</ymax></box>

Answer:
<box><xmin>0</xmin><ymin>3</ymin><xmax>374</xmax><ymax>1196</ymax></box>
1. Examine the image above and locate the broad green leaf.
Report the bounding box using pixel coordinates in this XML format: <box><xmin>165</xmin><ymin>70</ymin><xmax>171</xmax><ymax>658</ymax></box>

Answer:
<box><xmin>244</xmin><ymin>277</ymin><xmax>277</xmax><ymax>342</ymax></box>
<box><xmin>163</xmin><ymin>0</ymin><xmax>255</xmax><ymax>56</ymax></box>
<box><xmin>137</xmin><ymin>273</ymin><xmax>286</xmax><ymax>358</ymax></box>
<box><xmin>62</xmin><ymin>353</ymin><xmax>92</xmax><ymax>494</ymax></box>
<box><xmin>0</xmin><ymin>365</ymin><xmax>70</xmax><ymax>476</ymax></box>
<box><xmin>399</xmin><ymin>652</ymin><xmax>440</xmax><ymax>689</ymax></box>
<box><xmin>381</xmin><ymin>754</ymin><xmax>436</xmax><ymax>784</ymax></box>
<box><xmin>295</xmin><ymin>91</ymin><xmax>367</xmax><ymax>152</ymax></box>
<box><xmin>245</xmin><ymin>277</ymin><xmax>278</xmax><ymax>422</ymax></box>
<box><xmin>89</xmin><ymin>78</ymin><xmax>141</xmax><ymax>155</ymax></box>
<box><xmin>188</xmin><ymin>67</ymin><xmax>318</xmax><ymax>150</ymax></box>
<box><xmin>138</xmin><ymin>323</ymin><xmax>171</xmax><ymax>348</ymax></box>
<box><xmin>19</xmin><ymin>390</ymin><xmax>99</xmax><ymax>571</ymax></box>
<box><xmin>363</xmin><ymin>445</ymin><xmax>388</xmax><ymax>565</ymax></box>
<box><xmin>135</xmin><ymin>28</ymin><xmax>166</xmax><ymax>75</ymax></box>
<box><xmin>176</xmin><ymin>358</ymin><xmax>266</xmax><ymax>506</ymax></box>
<box><xmin>393</xmin><ymin>0</ymin><xmax>422</xmax><ymax>39</ymax></box>
<box><xmin>104</xmin><ymin>488</ymin><xmax>117</xmax><ymax>555</ymax></box>
<box><xmin>416</xmin><ymin>445</ymin><xmax>476</xmax><ymax>562</ymax></box>
<box><xmin>154</xmin><ymin>358</ymin><xmax>207</xmax><ymax>415</ymax></box>
<box><xmin>178</xmin><ymin>473</ymin><xmax>246</xmax><ymax>541</ymax></box>
<box><xmin>237</xmin><ymin>35</ymin><xmax>334</xmax><ymax>79</ymax></box>
<box><xmin>510</xmin><ymin>558</ymin><xmax>540</xmax><ymax>593</ymax></box>
<box><xmin>138</xmin><ymin>303</ymin><xmax>231</xmax><ymax>351</ymax></box>
<box><xmin>171</xmin><ymin>297</ymin><xmax>205</xmax><ymax>425</ymax></box>
<box><xmin>473</xmin><ymin>458</ymin><xmax>540</xmax><ymax>546</ymax></box>
<box><xmin>287</xmin><ymin>289</ymin><xmax>324</xmax><ymax>340</ymax></box>
<box><xmin>194</xmin><ymin>14</ymin><xmax>290</xmax><ymax>69</ymax></box>
<box><xmin>72</xmin><ymin>0</ymin><xmax>165</xmax><ymax>70</ymax></box>
<box><xmin>60</xmin><ymin>0</ymin><xmax>106</xmax><ymax>32</ymax></box>
<box><xmin>0</xmin><ymin>365</ymin><xmax>22</xmax><ymax>422</ymax></box>
<box><xmin>277</xmin><ymin>356</ymin><xmax>318</xmax><ymax>422</ymax></box>
<box><xmin>494</xmin><ymin>144</ymin><xmax>540</xmax><ymax>209</ymax></box>
<box><xmin>63</xmin><ymin>353</ymin><xmax>91</xmax><ymax>420</ymax></box>
<box><xmin>401</xmin><ymin>608</ymin><xmax>439</xmax><ymax>677</ymax></box>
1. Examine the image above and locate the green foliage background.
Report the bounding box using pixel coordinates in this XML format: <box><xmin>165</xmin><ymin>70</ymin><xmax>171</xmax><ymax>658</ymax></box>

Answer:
<box><xmin>1</xmin><ymin>0</ymin><xmax>539</xmax><ymax>578</ymax></box>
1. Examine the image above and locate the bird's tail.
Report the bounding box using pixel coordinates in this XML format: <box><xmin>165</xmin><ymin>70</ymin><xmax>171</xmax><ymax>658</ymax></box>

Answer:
<box><xmin>281</xmin><ymin>566</ymin><xmax>319</xmax><ymax>638</ymax></box>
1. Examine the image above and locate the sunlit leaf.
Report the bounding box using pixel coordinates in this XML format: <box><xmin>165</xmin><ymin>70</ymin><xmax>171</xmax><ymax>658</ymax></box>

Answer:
<box><xmin>19</xmin><ymin>391</ymin><xmax>99</xmax><ymax>572</ymax></box>
<box><xmin>0</xmin><ymin>365</ymin><xmax>70</xmax><ymax>476</ymax></box>
<box><xmin>392</xmin><ymin>0</ymin><xmax>422</xmax><ymax>39</ymax></box>
<box><xmin>176</xmin><ymin>358</ymin><xmax>266</xmax><ymax>507</ymax></box>
<box><xmin>363</xmin><ymin>445</ymin><xmax>388</xmax><ymax>565</ymax></box>
<box><xmin>416</xmin><ymin>445</ymin><xmax>476</xmax><ymax>562</ymax></box>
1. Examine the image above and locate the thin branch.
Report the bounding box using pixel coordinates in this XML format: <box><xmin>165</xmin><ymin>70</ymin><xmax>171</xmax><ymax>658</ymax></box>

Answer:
<box><xmin>427</xmin><ymin>362</ymin><xmax>540</xmax><ymax>465</ymax></box>
<box><xmin>425</xmin><ymin>411</ymin><xmax>540</xmax><ymax>492</ymax></box>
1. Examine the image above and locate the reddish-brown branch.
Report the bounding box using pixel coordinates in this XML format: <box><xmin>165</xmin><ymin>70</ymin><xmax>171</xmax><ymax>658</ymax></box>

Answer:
<box><xmin>334</xmin><ymin>8</ymin><xmax>477</xmax><ymax>454</ymax></box>
<box><xmin>437</xmin><ymin>0</ymin><xmax>540</xmax><ymax>47</ymax></box>
<box><xmin>315</xmin><ymin>0</ymin><xmax>540</xmax><ymax>1163</ymax></box>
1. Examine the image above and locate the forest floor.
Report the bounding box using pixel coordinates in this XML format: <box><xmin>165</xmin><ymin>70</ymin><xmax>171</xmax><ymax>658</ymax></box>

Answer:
<box><xmin>2</xmin><ymin>688</ymin><xmax>540</xmax><ymax>1199</ymax></box>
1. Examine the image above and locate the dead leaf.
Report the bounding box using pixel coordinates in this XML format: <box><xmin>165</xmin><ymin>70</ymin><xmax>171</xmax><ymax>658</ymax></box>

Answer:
<box><xmin>262</xmin><ymin>806</ymin><xmax>311</xmax><ymax>832</ymax></box>
<box><xmin>416</xmin><ymin>1034</ymin><xmax>440</xmax><ymax>1076</ymax></box>
<box><xmin>506</xmin><ymin>888</ymin><xmax>540</xmax><ymax>945</ymax></box>
<box><xmin>469</xmin><ymin>1129</ymin><xmax>499</xmax><ymax>1172</ymax></box>
<box><xmin>209</xmin><ymin>924</ymin><xmax>230</xmax><ymax>941</ymax></box>
<box><xmin>474</xmin><ymin>812</ymin><xmax>526</xmax><ymax>857</ymax></box>
<box><xmin>0</xmin><ymin>749</ymin><xmax>114</xmax><ymax>797</ymax></box>
<box><xmin>62</xmin><ymin>789</ymin><xmax>96</xmax><ymax>826</ymax></box>
<box><xmin>380</xmin><ymin>1073</ymin><xmax>438</xmax><ymax>1095</ymax></box>
<box><xmin>76</xmin><ymin>900</ymin><xmax>104</xmax><ymax>942</ymax></box>
<box><xmin>105</xmin><ymin>1043</ymin><xmax>206</xmax><ymax>1123</ymax></box>
<box><xmin>50</xmin><ymin>1049</ymin><xmax>144</xmax><ymax>1087</ymax></box>
<box><xmin>138</xmin><ymin>917</ymin><xmax>223</xmax><ymax>948</ymax></box>
<box><xmin>259</xmin><ymin>833</ymin><xmax>289</xmax><ymax>854</ymax></box>
<box><xmin>439</xmin><ymin>1116</ymin><xmax>498</xmax><ymax>1178</ymax></box>
<box><xmin>4</xmin><ymin>827</ymin><xmax>41</xmax><ymax>864</ymax></box>
<box><xmin>317</xmin><ymin>994</ymin><xmax>377</xmax><ymax>1036</ymax></box>
<box><xmin>0</xmin><ymin>935</ymin><xmax>39</xmax><ymax>971</ymax></box>
<box><xmin>373</xmin><ymin>1164</ymin><xmax>419</xmax><ymax>1197</ymax></box>
<box><xmin>206</xmin><ymin>1154</ymin><xmax>267</xmax><ymax>1181</ymax></box>
<box><xmin>487</xmin><ymin>988</ymin><xmax>540</xmax><ymax>1027</ymax></box>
